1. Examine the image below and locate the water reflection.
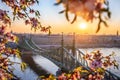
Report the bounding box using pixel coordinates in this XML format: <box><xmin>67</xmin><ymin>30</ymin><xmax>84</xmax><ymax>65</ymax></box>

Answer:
<box><xmin>33</xmin><ymin>55</ymin><xmax>59</xmax><ymax>75</ymax></box>
<box><xmin>10</xmin><ymin>57</ymin><xmax>38</xmax><ymax>80</ymax></box>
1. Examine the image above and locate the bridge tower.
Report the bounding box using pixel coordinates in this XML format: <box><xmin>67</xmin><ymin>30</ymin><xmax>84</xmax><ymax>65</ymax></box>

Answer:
<box><xmin>72</xmin><ymin>32</ymin><xmax>76</xmax><ymax>56</ymax></box>
<box><xmin>61</xmin><ymin>32</ymin><xmax>64</xmax><ymax>64</ymax></box>
<box><xmin>117</xmin><ymin>30</ymin><xmax>119</xmax><ymax>36</ymax></box>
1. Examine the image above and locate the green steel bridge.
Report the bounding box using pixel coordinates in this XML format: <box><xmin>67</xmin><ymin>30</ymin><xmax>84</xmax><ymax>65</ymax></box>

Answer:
<box><xmin>18</xmin><ymin>36</ymin><xmax>120</xmax><ymax>80</ymax></box>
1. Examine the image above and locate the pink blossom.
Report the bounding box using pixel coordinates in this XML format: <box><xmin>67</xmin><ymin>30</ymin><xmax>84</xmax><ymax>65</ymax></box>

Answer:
<box><xmin>18</xmin><ymin>12</ymin><xmax>25</xmax><ymax>18</ymax></box>
<box><xmin>0</xmin><ymin>9</ymin><xmax>11</xmax><ymax>25</ymax></box>
<box><xmin>61</xmin><ymin>0</ymin><xmax>105</xmax><ymax>21</ymax></box>
<box><xmin>30</xmin><ymin>18</ymin><xmax>38</xmax><ymax>28</ymax></box>
<box><xmin>20</xmin><ymin>0</ymin><xmax>26</xmax><ymax>5</ymax></box>
<box><xmin>0</xmin><ymin>9</ymin><xmax>5</xmax><ymax>20</ymax></box>
<box><xmin>0</xmin><ymin>26</ymin><xmax>6</xmax><ymax>35</ymax></box>
<box><xmin>89</xmin><ymin>60</ymin><xmax>102</xmax><ymax>69</ymax></box>
<box><xmin>25</xmin><ymin>20</ymin><xmax>30</xmax><ymax>25</ymax></box>
<box><xmin>30</xmin><ymin>9</ymin><xmax>35</xmax><ymax>13</ymax></box>
<box><xmin>84</xmin><ymin>0</ymin><xmax>96</xmax><ymax>12</ymax></box>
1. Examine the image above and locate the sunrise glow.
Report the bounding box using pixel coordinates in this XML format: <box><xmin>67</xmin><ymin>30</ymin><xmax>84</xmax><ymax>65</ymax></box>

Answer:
<box><xmin>79</xmin><ymin>22</ymin><xmax>87</xmax><ymax>30</ymax></box>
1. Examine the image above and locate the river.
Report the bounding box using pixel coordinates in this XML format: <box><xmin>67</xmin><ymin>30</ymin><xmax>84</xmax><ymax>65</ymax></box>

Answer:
<box><xmin>10</xmin><ymin>47</ymin><xmax>120</xmax><ymax>80</ymax></box>
<box><xmin>9</xmin><ymin>54</ymin><xmax>59</xmax><ymax>80</ymax></box>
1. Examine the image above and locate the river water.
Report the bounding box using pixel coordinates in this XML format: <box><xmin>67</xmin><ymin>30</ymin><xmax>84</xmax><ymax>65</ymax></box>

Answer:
<box><xmin>9</xmin><ymin>57</ymin><xmax>38</xmax><ymax>80</ymax></box>
<box><xmin>32</xmin><ymin>55</ymin><xmax>59</xmax><ymax>75</ymax></box>
<box><xmin>11</xmin><ymin>48</ymin><xmax>120</xmax><ymax>80</ymax></box>
<box><xmin>10</xmin><ymin>55</ymin><xmax>59</xmax><ymax>80</ymax></box>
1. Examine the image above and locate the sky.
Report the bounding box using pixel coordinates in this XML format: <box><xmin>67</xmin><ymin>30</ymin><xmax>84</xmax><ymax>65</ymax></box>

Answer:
<box><xmin>0</xmin><ymin>0</ymin><xmax>120</xmax><ymax>35</ymax></box>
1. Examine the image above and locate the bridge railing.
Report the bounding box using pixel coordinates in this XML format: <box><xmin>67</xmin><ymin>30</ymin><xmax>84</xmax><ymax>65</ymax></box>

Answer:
<box><xmin>58</xmin><ymin>47</ymin><xmax>91</xmax><ymax>71</ymax></box>
<box><xmin>76</xmin><ymin>48</ymin><xmax>88</xmax><ymax>67</ymax></box>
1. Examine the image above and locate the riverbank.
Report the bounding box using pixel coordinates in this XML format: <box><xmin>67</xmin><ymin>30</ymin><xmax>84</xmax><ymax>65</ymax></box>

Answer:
<box><xmin>17</xmin><ymin>34</ymin><xmax>120</xmax><ymax>48</ymax></box>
